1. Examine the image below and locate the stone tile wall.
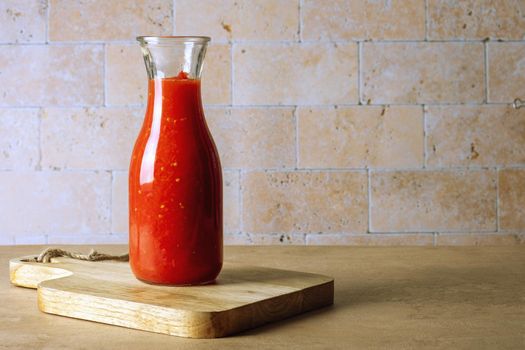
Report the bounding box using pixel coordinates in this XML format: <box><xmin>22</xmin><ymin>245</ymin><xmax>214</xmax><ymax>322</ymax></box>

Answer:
<box><xmin>0</xmin><ymin>0</ymin><xmax>524</xmax><ymax>245</ymax></box>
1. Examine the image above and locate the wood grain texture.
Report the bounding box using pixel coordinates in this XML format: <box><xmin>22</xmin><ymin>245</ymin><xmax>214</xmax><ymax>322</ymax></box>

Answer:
<box><xmin>9</xmin><ymin>256</ymin><xmax>334</xmax><ymax>338</ymax></box>
<box><xmin>4</xmin><ymin>245</ymin><xmax>525</xmax><ymax>349</ymax></box>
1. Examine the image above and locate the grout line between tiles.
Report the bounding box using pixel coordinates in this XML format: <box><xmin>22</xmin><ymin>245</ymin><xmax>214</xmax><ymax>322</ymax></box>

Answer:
<box><xmin>230</xmin><ymin>43</ymin><xmax>236</xmax><ymax>107</ymax></box>
<box><xmin>357</xmin><ymin>42</ymin><xmax>362</xmax><ymax>104</ymax></box>
<box><xmin>237</xmin><ymin>165</ymin><xmax>525</xmax><ymax>173</ymax></box>
<box><xmin>36</xmin><ymin>109</ymin><xmax>43</xmax><ymax>171</ymax></box>
<box><xmin>484</xmin><ymin>42</ymin><xmax>490</xmax><ymax>103</ymax></box>
<box><xmin>294</xmin><ymin>106</ymin><xmax>299</xmax><ymax>169</ymax></box>
<box><xmin>2</xmin><ymin>165</ymin><xmax>525</xmax><ymax>174</ymax></box>
<box><xmin>172</xmin><ymin>0</ymin><xmax>176</xmax><ymax>34</ymax></box>
<box><xmin>367</xmin><ymin>169</ymin><xmax>372</xmax><ymax>233</ymax></box>
<box><xmin>298</xmin><ymin>0</ymin><xmax>303</xmax><ymax>42</ymax></box>
<box><xmin>109</xmin><ymin>170</ymin><xmax>114</xmax><ymax>234</ymax></box>
<box><xmin>236</xmin><ymin>169</ymin><xmax>242</xmax><ymax>235</ymax></box>
<box><xmin>496</xmin><ymin>168</ymin><xmax>500</xmax><ymax>232</ymax></box>
<box><xmin>365</xmin><ymin>229</ymin><xmax>500</xmax><ymax>234</ymax></box>
<box><xmin>239</xmin><ymin>169</ymin><xmax>244</xmax><ymax>235</ymax></box>
<box><xmin>424</xmin><ymin>0</ymin><xmax>429</xmax><ymax>41</ymax></box>
<box><xmin>45</xmin><ymin>0</ymin><xmax>50</xmax><ymax>43</ymax></box>
<box><xmin>423</xmin><ymin>104</ymin><xmax>427</xmax><ymax>168</ymax></box>
<box><xmin>4</xmin><ymin>39</ymin><xmax>525</xmax><ymax>47</ymax></box>
<box><xmin>0</xmin><ymin>102</ymin><xmax>518</xmax><ymax>109</ymax></box>
<box><xmin>230</xmin><ymin>43</ymin><xmax>234</xmax><ymax>105</ymax></box>
<box><xmin>103</xmin><ymin>43</ymin><xmax>108</xmax><ymax>107</ymax></box>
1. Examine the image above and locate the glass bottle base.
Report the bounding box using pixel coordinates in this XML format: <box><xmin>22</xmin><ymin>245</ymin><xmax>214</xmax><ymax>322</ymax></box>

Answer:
<box><xmin>135</xmin><ymin>276</ymin><xmax>217</xmax><ymax>287</ymax></box>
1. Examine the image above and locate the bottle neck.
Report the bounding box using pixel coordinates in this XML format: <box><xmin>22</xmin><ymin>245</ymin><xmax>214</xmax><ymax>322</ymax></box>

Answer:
<box><xmin>138</xmin><ymin>37</ymin><xmax>209</xmax><ymax>80</ymax></box>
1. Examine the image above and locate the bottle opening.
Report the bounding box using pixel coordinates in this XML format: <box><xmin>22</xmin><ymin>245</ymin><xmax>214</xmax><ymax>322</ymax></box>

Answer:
<box><xmin>137</xmin><ymin>36</ymin><xmax>211</xmax><ymax>46</ymax></box>
<box><xmin>137</xmin><ymin>36</ymin><xmax>210</xmax><ymax>80</ymax></box>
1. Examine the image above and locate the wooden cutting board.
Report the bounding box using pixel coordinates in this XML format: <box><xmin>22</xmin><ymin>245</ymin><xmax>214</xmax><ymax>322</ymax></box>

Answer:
<box><xmin>9</xmin><ymin>255</ymin><xmax>334</xmax><ymax>338</ymax></box>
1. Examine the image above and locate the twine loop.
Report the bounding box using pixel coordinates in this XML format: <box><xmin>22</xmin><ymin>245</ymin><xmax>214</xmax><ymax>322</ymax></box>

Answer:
<box><xmin>28</xmin><ymin>247</ymin><xmax>129</xmax><ymax>263</ymax></box>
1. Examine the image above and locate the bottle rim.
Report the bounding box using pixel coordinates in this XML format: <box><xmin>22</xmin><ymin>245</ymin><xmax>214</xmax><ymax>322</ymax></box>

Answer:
<box><xmin>137</xmin><ymin>36</ymin><xmax>211</xmax><ymax>45</ymax></box>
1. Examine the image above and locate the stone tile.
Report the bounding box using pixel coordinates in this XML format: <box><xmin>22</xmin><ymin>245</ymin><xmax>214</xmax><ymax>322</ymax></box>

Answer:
<box><xmin>223</xmin><ymin>170</ymin><xmax>241</xmax><ymax>234</ymax></box>
<box><xmin>206</xmin><ymin>107</ymin><xmax>295</xmax><ymax>169</ymax></box>
<box><xmin>0</xmin><ymin>109</ymin><xmax>39</xmax><ymax>169</ymax></box>
<box><xmin>106</xmin><ymin>45</ymin><xmax>146</xmax><ymax>106</ymax></box>
<box><xmin>47</xmin><ymin>234</ymin><xmax>128</xmax><ymax>244</ymax></box>
<box><xmin>107</xmin><ymin>44</ymin><xmax>231</xmax><ymax>106</ymax></box>
<box><xmin>499</xmin><ymin>169</ymin><xmax>525</xmax><ymax>230</ymax></box>
<box><xmin>298</xmin><ymin>106</ymin><xmax>423</xmax><ymax>169</ymax></box>
<box><xmin>223</xmin><ymin>232</ymin><xmax>251</xmax><ymax>245</ymax></box>
<box><xmin>0</xmin><ymin>235</ymin><xmax>15</xmax><ymax>245</ymax></box>
<box><xmin>436</xmin><ymin>233</ymin><xmax>525</xmax><ymax>246</ymax></box>
<box><xmin>428</xmin><ymin>0</ymin><xmax>525</xmax><ymax>40</ymax></box>
<box><xmin>0</xmin><ymin>45</ymin><xmax>103</xmax><ymax>106</ymax></box>
<box><xmin>13</xmin><ymin>235</ymin><xmax>47</xmax><ymax>245</ymax></box>
<box><xmin>49</xmin><ymin>0</ymin><xmax>172</xmax><ymax>41</ymax></box>
<box><xmin>224</xmin><ymin>232</ymin><xmax>307</xmax><ymax>245</ymax></box>
<box><xmin>234</xmin><ymin>43</ymin><xmax>357</xmax><ymax>105</ymax></box>
<box><xmin>371</xmin><ymin>170</ymin><xmax>497</xmax><ymax>232</ymax></box>
<box><xmin>0</xmin><ymin>171</ymin><xmax>111</xmax><ymax>235</ymax></box>
<box><xmin>0</xmin><ymin>0</ymin><xmax>46</xmax><ymax>43</ymax></box>
<box><xmin>111</xmin><ymin>170</ymin><xmax>240</xmax><ymax>235</ymax></box>
<box><xmin>362</xmin><ymin>42</ymin><xmax>484</xmax><ymax>104</ymax></box>
<box><xmin>306</xmin><ymin>233</ymin><xmax>434</xmax><ymax>246</ymax></box>
<box><xmin>201</xmin><ymin>44</ymin><xmax>232</xmax><ymax>105</ymax></box>
<box><xmin>111</xmin><ymin>171</ymin><xmax>128</xmax><ymax>234</ymax></box>
<box><xmin>175</xmin><ymin>0</ymin><xmax>299</xmax><ymax>42</ymax></box>
<box><xmin>427</xmin><ymin>105</ymin><xmax>525</xmax><ymax>167</ymax></box>
<box><xmin>488</xmin><ymin>43</ymin><xmax>525</xmax><ymax>103</ymax></box>
<box><xmin>248</xmin><ymin>233</ymin><xmax>306</xmax><ymax>245</ymax></box>
<box><xmin>302</xmin><ymin>0</ymin><xmax>425</xmax><ymax>41</ymax></box>
<box><xmin>41</xmin><ymin>107</ymin><xmax>143</xmax><ymax>170</ymax></box>
<box><xmin>243</xmin><ymin>171</ymin><xmax>368</xmax><ymax>234</ymax></box>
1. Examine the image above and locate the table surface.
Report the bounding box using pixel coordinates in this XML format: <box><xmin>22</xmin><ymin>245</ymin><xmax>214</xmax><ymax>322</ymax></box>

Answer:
<box><xmin>1</xmin><ymin>245</ymin><xmax>524</xmax><ymax>349</ymax></box>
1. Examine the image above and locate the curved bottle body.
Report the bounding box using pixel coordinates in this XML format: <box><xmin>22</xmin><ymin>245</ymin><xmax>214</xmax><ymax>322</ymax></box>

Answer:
<box><xmin>129</xmin><ymin>37</ymin><xmax>222</xmax><ymax>285</ymax></box>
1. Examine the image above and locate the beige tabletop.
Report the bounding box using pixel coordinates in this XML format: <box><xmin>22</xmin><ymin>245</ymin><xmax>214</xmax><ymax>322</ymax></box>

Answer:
<box><xmin>1</xmin><ymin>245</ymin><xmax>524</xmax><ymax>349</ymax></box>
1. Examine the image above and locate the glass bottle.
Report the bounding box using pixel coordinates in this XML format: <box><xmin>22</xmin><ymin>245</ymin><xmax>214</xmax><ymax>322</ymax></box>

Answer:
<box><xmin>129</xmin><ymin>36</ymin><xmax>222</xmax><ymax>285</ymax></box>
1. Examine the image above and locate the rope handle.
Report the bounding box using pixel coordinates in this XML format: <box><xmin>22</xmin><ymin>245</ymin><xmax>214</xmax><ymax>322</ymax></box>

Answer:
<box><xmin>26</xmin><ymin>247</ymin><xmax>129</xmax><ymax>263</ymax></box>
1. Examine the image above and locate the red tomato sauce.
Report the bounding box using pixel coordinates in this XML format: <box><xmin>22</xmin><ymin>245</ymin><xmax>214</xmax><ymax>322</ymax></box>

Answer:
<box><xmin>129</xmin><ymin>75</ymin><xmax>222</xmax><ymax>285</ymax></box>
